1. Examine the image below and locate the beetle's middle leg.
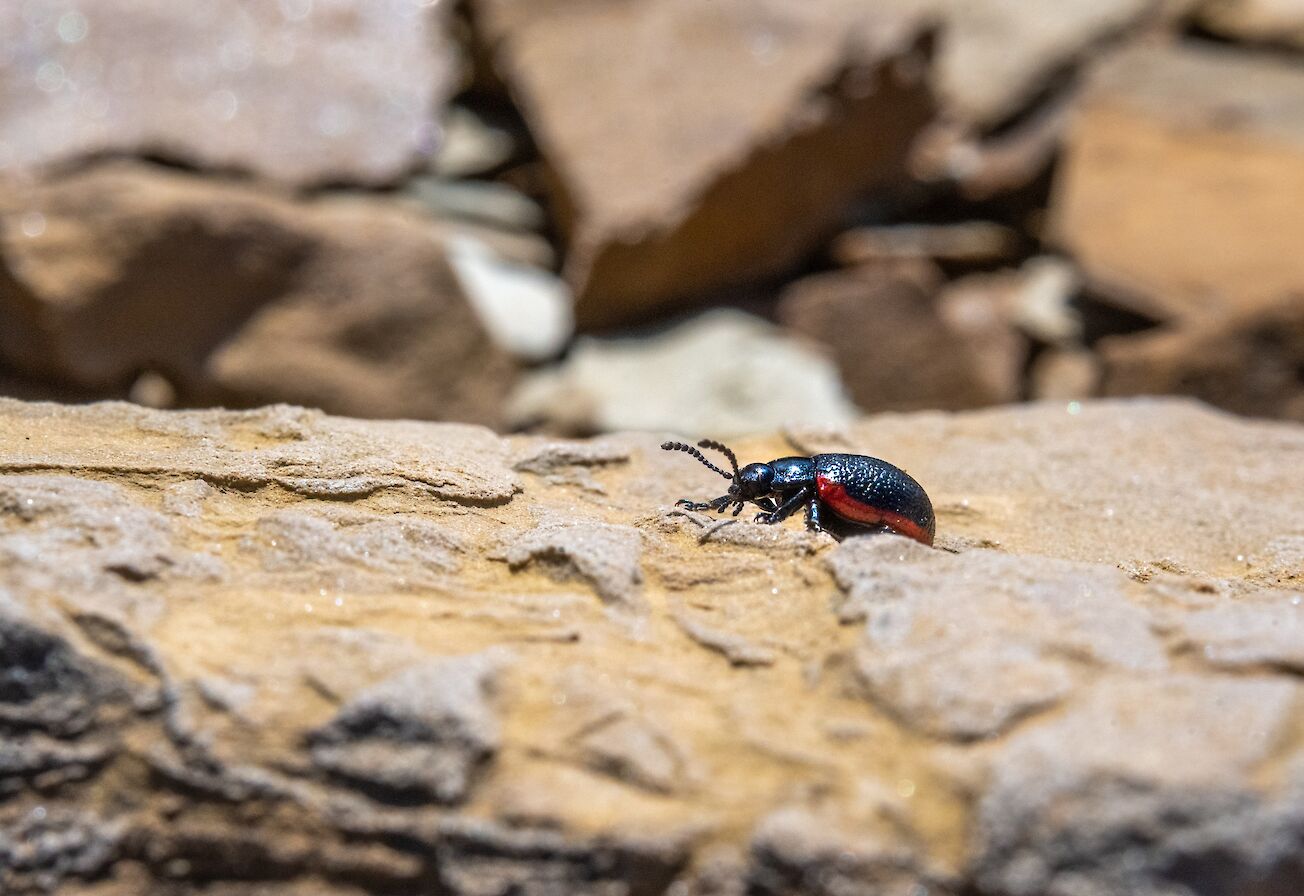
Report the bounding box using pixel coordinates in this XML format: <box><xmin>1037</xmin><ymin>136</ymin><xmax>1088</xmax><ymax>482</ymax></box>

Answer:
<box><xmin>755</xmin><ymin>487</ymin><xmax>810</xmax><ymax>524</ymax></box>
<box><xmin>805</xmin><ymin>498</ymin><xmax>824</xmax><ymax>533</ymax></box>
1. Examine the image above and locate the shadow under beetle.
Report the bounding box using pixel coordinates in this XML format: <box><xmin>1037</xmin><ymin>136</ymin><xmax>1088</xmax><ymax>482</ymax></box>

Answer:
<box><xmin>662</xmin><ymin>439</ymin><xmax>935</xmax><ymax>546</ymax></box>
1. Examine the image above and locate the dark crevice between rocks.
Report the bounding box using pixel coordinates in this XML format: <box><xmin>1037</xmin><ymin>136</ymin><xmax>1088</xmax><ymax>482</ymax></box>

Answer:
<box><xmin>1075</xmin><ymin>289</ymin><xmax>1165</xmax><ymax>347</ymax></box>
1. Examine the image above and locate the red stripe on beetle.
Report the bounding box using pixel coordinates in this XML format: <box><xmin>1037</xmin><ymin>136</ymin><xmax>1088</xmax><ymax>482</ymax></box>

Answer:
<box><xmin>816</xmin><ymin>474</ymin><xmax>933</xmax><ymax>546</ymax></box>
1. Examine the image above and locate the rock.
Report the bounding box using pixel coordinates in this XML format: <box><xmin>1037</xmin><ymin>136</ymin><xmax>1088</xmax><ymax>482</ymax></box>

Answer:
<box><xmin>0</xmin><ymin>162</ymin><xmax>518</xmax><ymax>424</ymax></box>
<box><xmin>1197</xmin><ymin>0</ymin><xmax>1304</xmax><ymax>46</ymax></box>
<box><xmin>749</xmin><ymin>806</ymin><xmax>960</xmax><ymax>896</ymax></box>
<box><xmin>0</xmin><ymin>808</ymin><xmax>125</xmax><ymax>894</ymax></box>
<box><xmin>403</xmin><ymin>177</ymin><xmax>547</xmax><ymax>233</ymax></box>
<box><xmin>927</xmin><ymin>0</ymin><xmax>1179</xmax><ymax>129</ymax></box>
<box><xmin>446</xmin><ymin>235</ymin><xmax>574</xmax><ymax>362</ymax></box>
<box><xmin>0</xmin><ymin>0</ymin><xmax>455</xmax><ymax>187</ymax></box>
<box><xmin>433</xmin><ymin>106</ymin><xmax>518</xmax><ymax>179</ymax></box>
<box><xmin>831</xmin><ymin>221</ymin><xmax>1021</xmax><ymax>267</ymax></box>
<box><xmin>498</xmin><ymin>520</ymin><xmax>644</xmax><ymax>610</ymax></box>
<box><xmin>1</xmin><ymin>396</ymin><xmax>1302</xmax><ymax>893</ymax></box>
<box><xmin>0</xmin><ymin>163</ymin><xmax>313</xmax><ymax>392</ymax></box>
<box><xmin>508</xmin><ymin>310</ymin><xmax>857</xmax><ymax>437</ymax></box>
<box><xmin>832</xmin><ymin>538</ymin><xmax>1165</xmax><ymax>740</ymax></box>
<box><xmin>1052</xmin><ymin>42</ymin><xmax>1304</xmax><ymax>321</ymax></box>
<box><xmin>784</xmin><ymin>398</ymin><xmax>1303</xmax><ymax>576</ymax></box>
<box><xmin>206</xmin><ymin>196</ymin><xmax>519</xmax><ymax>426</ymax></box>
<box><xmin>777</xmin><ymin>264</ymin><xmax>1027</xmax><ymax>412</ymax></box>
<box><xmin>309</xmin><ymin>651</ymin><xmax>506</xmax><ymax>805</ymax></box>
<box><xmin>474</xmin><ymin>0</ymin><xmax>934</xmax><ymax>327</ymax></box>
<box><xmin>575</xmin><ymin>714</ymin><xmax>686</xmax><ymax>794</ymax></box>
<box><xmin>1029</xmin><ymin>348</ymin><xmax>1100</xmax><ymax>401</ymax></box>
<box><xmin>911</xmin><ymin>90</ymin><xmax>1075</xmax><ymax>197</ymax></box>
<box><xmin>1099</xmin><ymin>298</ymin><xmax>1304</xmax><ymax>422</ymax></box>
<box><xmin>972</xmin><ymin>675</ymin><xmax>1304</xmax><ymax>896</ymax></box>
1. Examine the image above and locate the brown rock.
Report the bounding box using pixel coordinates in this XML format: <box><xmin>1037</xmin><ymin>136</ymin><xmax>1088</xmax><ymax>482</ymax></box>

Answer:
<box><xmin>0</xmin><ymin>0</ymin><xmax>455</xmax><ymax>187</ymax></box>
<box><xmin>474</xmin><ymin>0</ymin><xmax>933</xmax><ymax>327</ymax></box>
<box><xmin>1099</xmin><ymin>298</ymin><xmax>1304</xmax><ymax>422</ymax></box>
<box><xmin>777</xmin><ymin>264</ymin><xmax>1027</xmax><ymax>412</ymax></box>
<box><xmin>2</xmin><ymin>396</ymin><xmax>1303</xmax><ymax>894</ymax></box>
<box><xmin>206</xmin><ymin>197</ymin><xmax>518</xmax><ymax>426</ymax></box>
<box><xmin>0</xmin><ymin>163</ymin><xmax>517</xmax><ymax>424</ymax></box>
<box><xmin>1052</xmin><ymin>42</ymin><xmax>1304</xmax><ymax>321</ymax></box>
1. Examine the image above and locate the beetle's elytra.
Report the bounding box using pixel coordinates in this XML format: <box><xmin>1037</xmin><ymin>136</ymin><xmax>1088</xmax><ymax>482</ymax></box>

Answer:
<box><xmin>662</xmin><ymin>439</ymin><xmax>935</xmax><ymax>546</ymax></box>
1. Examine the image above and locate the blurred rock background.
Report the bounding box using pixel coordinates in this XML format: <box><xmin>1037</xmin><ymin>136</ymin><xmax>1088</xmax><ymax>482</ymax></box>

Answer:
<box><xmin>3</xmin><ymin>0</ymin><xmax>1304</xmax><ymax>435</ymax></box>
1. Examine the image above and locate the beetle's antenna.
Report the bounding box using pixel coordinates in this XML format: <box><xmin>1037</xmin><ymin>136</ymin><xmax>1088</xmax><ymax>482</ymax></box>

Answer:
<box><xmin>697</xmin><ymin>439</ymin><xmax>739</xmax><ymax>478</ymax></box>
<box><xmin>661</xmin><ymin>441</ymin><xmax>734</xmax><ymax>480</ymax></box>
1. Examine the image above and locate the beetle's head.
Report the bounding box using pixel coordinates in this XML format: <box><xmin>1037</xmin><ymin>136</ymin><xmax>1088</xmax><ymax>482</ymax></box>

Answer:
<box><xmin>731</xmin><ymin>462</ymin><xmax>774</xmax><ymax>500</ymax></box>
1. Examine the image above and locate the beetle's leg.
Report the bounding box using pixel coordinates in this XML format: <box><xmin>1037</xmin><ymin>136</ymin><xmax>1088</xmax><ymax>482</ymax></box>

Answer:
<box><xmin>754</xmin><ymin>497</ymin><xmax>778</xmax><ymax>512</ymax></box>
<box><xmin>806</xmin><ymin>500</ymin><xmax>845</xmax><ymax>541</ymax></box>
<box><xmin>755</xmin><ymin>487</ymin><xmax>810</xmax><ymax>524</ymax></box>
<box><xmin>676</xmin><ymin>495</ymin><xmax>733</xmax><ymax>513</ymax></box>
<box><xmin>805</xmin><ymin>498</ymin><xmax>823</xmax><ymax>532</ymax></box>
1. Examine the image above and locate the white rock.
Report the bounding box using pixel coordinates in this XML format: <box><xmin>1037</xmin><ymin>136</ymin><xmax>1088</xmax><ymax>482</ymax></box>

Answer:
<box><xmin>507</xmin><ymin>310</ymin><xmax>857</xmax><ymax>437</ymax></box>
<box><xmin>447</xmin><ymin>236</ymin><xmax>574</xmax><ymax>362</ymax></box>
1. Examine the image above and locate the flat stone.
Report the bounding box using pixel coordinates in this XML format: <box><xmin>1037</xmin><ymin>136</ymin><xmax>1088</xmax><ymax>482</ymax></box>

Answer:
<box><xmin>1</xmin><ymin>397</ymin><xmax>1301</xmax><ymax>893</ymax></box>
<box><xmin>0</xmin><ymin>0</ymin><xmax>455</xmax><ymax>187</ymax></box>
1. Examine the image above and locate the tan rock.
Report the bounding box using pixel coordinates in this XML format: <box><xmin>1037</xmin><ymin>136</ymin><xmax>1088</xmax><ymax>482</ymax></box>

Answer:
<box><xmin>1052</xmin><ymin>42</ymin><xmax>1304</xmax><ymax>321</ymax></box>
<box><xmin>474</xmin><ymin>0</ymin><xmax>933</xmax><ymax>327</ymax></box>
<box><xmin>0</xmin><ymin>163</ymin><xmax>517</xmax><ymax>424</ymax></box>
<box><xmin>0</xmin><ymin>0</ymin><xmax>455</xmax><ymax>187</ymax></box>
<box><xmin>1</xmin><ymin>397</ymin><xmax>1302</xmax><ymax>894</ymax></box>
<box><xmin>777</xmin><ymin>264</ymin><xmax>1028</xmax><ymax>412</ymax></box>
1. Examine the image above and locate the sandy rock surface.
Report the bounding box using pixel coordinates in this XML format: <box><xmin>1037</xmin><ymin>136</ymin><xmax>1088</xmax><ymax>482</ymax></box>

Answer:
<box><xmin>1</xmin><ymin>397</ymin><xmax>1302</xmax><ymax>895</ymax></box>
<box><xmin>0</xmin><ymin>0</ymin><xmax>454</xmax><ymax>187</ymax></box>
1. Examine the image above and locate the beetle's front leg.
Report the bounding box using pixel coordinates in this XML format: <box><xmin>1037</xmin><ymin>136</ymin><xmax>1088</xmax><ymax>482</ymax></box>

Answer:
<box><xmin>755</xmin><ymin>487</ymin><xmax>810</xmax><ymax>524</ymax></box>
<box><xmin>676</xmin><ymin>495</ymin><xmax>734</xmax><ymax>513</ymax></box>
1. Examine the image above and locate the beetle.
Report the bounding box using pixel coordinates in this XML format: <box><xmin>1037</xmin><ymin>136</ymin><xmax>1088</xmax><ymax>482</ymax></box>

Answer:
<box><xmin>661</xmin><ymin>439</ymin><xmax>935</xmax><ymax>546</ymax></box>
